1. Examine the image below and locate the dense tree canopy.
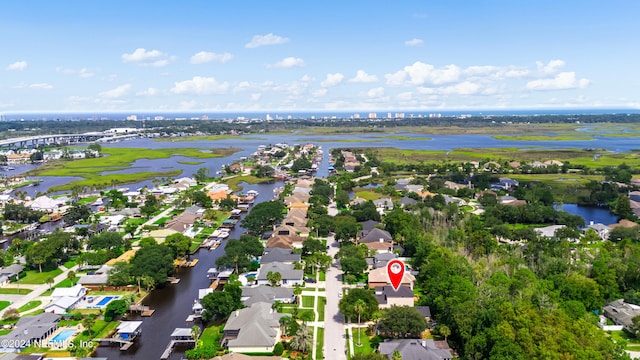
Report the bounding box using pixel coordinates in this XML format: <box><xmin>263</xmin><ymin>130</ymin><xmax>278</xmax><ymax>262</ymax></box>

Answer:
<box><xmin>240</xmin><ymin>201</ymin><xmax>286</xmax><ymax>235</ymax></box>
<box><xmin>130</xmin><ymin>244</ymin><xmax>174</xmax><ymax>285</ymax></box>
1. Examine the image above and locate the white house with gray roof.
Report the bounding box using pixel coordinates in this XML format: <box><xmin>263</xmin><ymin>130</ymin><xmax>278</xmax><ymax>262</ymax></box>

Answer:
<box><xmin>222</xmin><ymin>302</ymin><xmax>284</xmax><ymax>353</ymax></box>
<box><xmin>241</xmin><ymin>286</ymin><xmax>295</xmax><ymax>306</ymax></box>
<box><xmin>379</xmin><ymin>339</ymin><xmax>453</xmax><ymax>360</ymax></box>
<box><xmin>256</xmin><ymin>262</ymin><xmax>303</xmax><ymax>287</ymax></box>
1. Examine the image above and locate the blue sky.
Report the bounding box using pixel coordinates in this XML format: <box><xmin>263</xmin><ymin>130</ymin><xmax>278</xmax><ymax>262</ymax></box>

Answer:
<box><xmin>1</xmin><ymin>1</ymin><xmax>639</xmax><ymax>113</ymax></box>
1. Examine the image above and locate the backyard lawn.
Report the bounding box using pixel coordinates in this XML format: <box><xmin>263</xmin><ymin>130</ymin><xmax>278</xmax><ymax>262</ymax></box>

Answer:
<box><xmin>18</xmin><ymin>301</ymin><xmax>41</xmax><ymax>313</ymax></box>
<box><xmin>17</xmin><ymin>268</ymin><xmax>63</xmax><ymax>284</ymax></box>
<box><xmin>302</xmin><ymin>296</ymin><xmax>315</xmax><ymax>308</ymax></box>
<box><xmin>352</xmin><ymin>327</ymin><xmax>373</xmax><ymax>355</ymax></box>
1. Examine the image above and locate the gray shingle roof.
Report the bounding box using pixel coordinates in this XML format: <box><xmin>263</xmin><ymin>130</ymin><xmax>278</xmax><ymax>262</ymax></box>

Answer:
<box><xmin>257</xmin><ymin>262</ymin><xmax>303</xmax><ymax>281</ymax></box>
<box><xmin>224</xmin><ymin>302</ymin><xmax>284</xmax><ymax>347</ymax></box>
<box><xmin>260</xmin><ymin>248</ymin><xmax>301</xmax><ymax>264</ymax></box>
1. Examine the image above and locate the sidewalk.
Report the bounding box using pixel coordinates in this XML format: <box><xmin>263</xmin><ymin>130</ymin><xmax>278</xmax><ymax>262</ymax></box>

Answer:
<box><xmin>0</xmin><ymin>264</ymin><xmax>79</xmax><ymax>319</ymax></box>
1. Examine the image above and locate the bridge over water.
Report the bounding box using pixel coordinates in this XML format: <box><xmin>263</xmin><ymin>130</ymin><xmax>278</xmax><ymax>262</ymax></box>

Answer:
<box><xmin>0</xmin><ymin>132</ymin><xmax>141</xmax><ymax>148</ymax></box>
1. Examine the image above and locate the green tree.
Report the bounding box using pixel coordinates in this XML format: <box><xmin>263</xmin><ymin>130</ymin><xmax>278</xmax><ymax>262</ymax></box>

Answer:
<box><xmin>82</xmin><ymin>315</ymin><xmax>96</xmax><ymax>336</ymax></box>
<box><xmin>63</xmin><ymin>204</ymin><xmax>92</xmax><ymax>225</ymax></box>
<box><xmin>191</xmin><ymin>325</ymin><xmax>201</xmax><ymax>341</ymax></box>
<box><xmin>338</xmin><ymin>288</ymin><xmax>379</xmax><ymax>322</ymax></box>
<box><xmin>130</xmin><ymin>244</ymin><xmax>174</xmax><ymax>285</ymax></box>
<box><xmin>164</xmin><ymin>233</ymin><xmax>192</xmax><ymax>258</ymax></box>
<box><xmin>290</xmin><ymin>323</ymin><xmax>313</xmax><ymax>354</ymax></box>
<box><xmin>240</xmin><ymin>201</ymin><xmax>286</xmax><ymax>235</ymax></box>
<box><xmin>439</xmin><ymin>324</ymin><xmax>451</xmax><ymax>342</ymax></box>
<box><xmin>377</xmin><ymin>306</ymin><xmax>428</xmax><ymax>338</ymax></box>
<box><xmin>107</xmin><ymin>261</ymin><xmax>133</xmax><ymax>286</ymax></box>
<box><xmin>103</xmin><ymin>299</ymin><xmax>129</xmax><ymax>321</ymax></box>
<box><xmin>140</xmin><ymin>194</ymin><xmax>159</xmax><ymax>218</ymax></box>
<box><xmin>215</xmin><ymin>235</ymin><xmax>263</xmax><ymax>274</ymax></box>
<box><xmin>88</xmin><ymin>231</ymin><xmax>126</xmax><ymax>252</ymax></box>
<box><xmin>201</xmin><ymin>291</ymin><xmax>240</xmax><ymax>322</ymax></box>
<box><xmin>46</xmin><ymin>276</ymin><xmax>54</xmax><ymax>290</ymax></box>
<box><xmin>219</xmin><ymin>195</ymin><xmax>237</xmax><ymax>211</ymax></box>
<box><xmin>194</xmin><ymin>167</ymin><xmax>210</xmax><ymax>184</ymax></box>
<box><xmin>267</xmin><ymin>271</ymin><xmax>282</xmax><ymax>286</ymax></box>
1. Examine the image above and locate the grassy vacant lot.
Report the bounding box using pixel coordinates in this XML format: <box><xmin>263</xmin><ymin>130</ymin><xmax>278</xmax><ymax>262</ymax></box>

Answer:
<box><xmin>493</xmin><ymin>135</ymin><xmax>595</xmax><ymax>141</ymax></box>
<box><xmin>17</xmin><ymin>268</ymin><xmax>63</xmax><ymax>284</ymax></box>
<box><xmin>353</xmin><ymin>190</ymin><xmax>385</xmax><ymax>201</ymax></box>
<box><xmin>371</xmin><ymin>147</ymin><xmax>640</xmax><ymax>168</ymax></box>
<box><xmin>29</xmin><ymin>147</ymin><xmax>239</xmax><ymax>192</ymax></box>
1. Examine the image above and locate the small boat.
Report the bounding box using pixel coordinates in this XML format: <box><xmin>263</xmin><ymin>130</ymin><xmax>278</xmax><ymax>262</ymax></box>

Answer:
<box><xmin>247</xmin><ymin>190</ymin><xmax>259</xmax><ymax>197</ymax></box>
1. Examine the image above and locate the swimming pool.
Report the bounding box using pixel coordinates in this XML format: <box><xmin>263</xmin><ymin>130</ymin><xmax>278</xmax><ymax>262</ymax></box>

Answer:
<box><xmin>97</xmin><ymin>296</ymin><xmax>118</xmax><ymax>306</ymax></box>
<box><xmin>50</xmin><ymin>329</ymin><xmax>75</xmax><ymax>343</ymax></box>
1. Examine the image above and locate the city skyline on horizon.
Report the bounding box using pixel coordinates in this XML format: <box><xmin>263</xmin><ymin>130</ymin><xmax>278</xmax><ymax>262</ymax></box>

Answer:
<box><xmin>2</xmin><ymin>1</ymin><xmax>639</xmax><ymax>113</ymax></box>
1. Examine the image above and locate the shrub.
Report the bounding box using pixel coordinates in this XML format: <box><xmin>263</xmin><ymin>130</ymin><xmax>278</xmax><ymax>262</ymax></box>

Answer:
<box><xmin>273</xmin><ymin>342</ymin><xmax>284</xmax><ymax>356</ymax></box>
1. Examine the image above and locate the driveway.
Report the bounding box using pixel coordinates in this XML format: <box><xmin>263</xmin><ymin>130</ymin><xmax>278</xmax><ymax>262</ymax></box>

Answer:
<box><xmin>323</xmin><ymin>234</ymin><xmax>347</xmax><ymax>359</ymax></box>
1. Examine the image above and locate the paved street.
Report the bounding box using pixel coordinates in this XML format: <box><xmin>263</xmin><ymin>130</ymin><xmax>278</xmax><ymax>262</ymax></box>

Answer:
<box><xmin>323</xmin><ymin>233</ymin><xmax>347</xmax><ymax>360</ymax></box>
<box><xmin>0</xmin><ymin>264</ymin><xmax>78</xmax><ymax>318</ymax></box>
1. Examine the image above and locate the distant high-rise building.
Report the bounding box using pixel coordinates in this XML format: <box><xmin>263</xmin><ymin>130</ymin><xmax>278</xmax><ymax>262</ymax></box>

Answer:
<box><xmin>287</xmin><ymin>115</ymin><xmax>292</xmax><ymax>120</ymax></box>
<box><xmin>353</xmin><ymin>113</ymin><xmax>361</xmax><ymax>119</ymax></box>
<box><xmin>154</xmin><ymin>116</ymin><xmax>164</xmax><ymax>120</ymax></box>
<box><xmin>265</xmin><ymin>114</ymin><xmax>273</xmax><ymax>121</ymax></box>
<box><xmin>368</xmin><ymin>112</ymin><xmax>377</xmax><ymax>119</ymax></box>
<box><xmin>202</xmin><ymin>115</ymin><xmax>209</xmax><ymax>120</ymax></box>
<box><xmin>126</xmin><ymin>115</ymin><xmax>137</xmax><ymax>121</ymax></box>
<box><xmin>395</xmin><ymin>112</ymin><xmax>405</xmax><ymax>119</ymax></box>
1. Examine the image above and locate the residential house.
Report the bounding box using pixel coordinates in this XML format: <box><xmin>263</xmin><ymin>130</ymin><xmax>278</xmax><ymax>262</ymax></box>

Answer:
<box><xmin>400</xmin><ymin>197</ymin><xmax>418</xmax><ymax>208</ymax></box>
<box><xmin>372</xmin><ymin>198</ymin><xmax>394</xmax><ymax>213</ymax></box>
<box><xmin>375</xmin><ymin>286</ymin><xmax>415</xmax><ymax>309</ymax></box>
<box><xmin>491</xmin><ymin>177</ymin><xmax>519</xmax><ymax>191</ymax></box>
<box><xmin>273</xmin><ymin>224</ymin><xmax>310</xmax><ymax>238</ymax></box>
<box><xmin>405</xmin><ymin>184</ymin><xmax>424</xmax><ymax>194</ymax></box>
<box><xmin>366</xmin><ymin>253</ymin><xmax>397</xmax><ymax>269</ymax></box>
<box><xmin>257</xmin><ymin>262</ymin><xmax>303</xmax><ymax>287</ymax></box>
<box><xmin>147</xmin><ymin>229</ymin><xmax>179</xmax><ymax>243</ymax></box>
<box><xmin>241</xmin><ymin>286</ymin><xmax>295</xmax><ymax>306</ymax></box>
<box><xmin>586</xmin><ymin>222</ymin><xmax>610</xmax><ymax>240</ymax></box>
<box><xmin>368</xmin><ymin>265</ymin><xmax>415</xmax><ymax>290</ymax></box>
<box><xmin>0</xmin><ymin>313</ymin><xmax>60</xmax><ymax>352</ymax></box>
<box><xmin>221</xmin><ymin>302</ymin><xmax>284</xmax><ymax>353</ymax></box>
<box><xmin>77</xmin><ymin>265</ymin><xmax>111</xmax><ymax>287</ymax></box>
<box><xmin>603</xmin><ymin>299</ymin><xmax>640</xmax><ymax>332</ymax></box>
<box><xmin>0</xmin><ymin>264</ymin><xmax>24</xmax><ymax>286</ymax></box>
<box><xmin>165</xmin><ymin>211</ymin><xmax>202</xmax><ymax>234</ymax></box>
<box><xmin>264</xmin><ymin>234</ymin><xmax>305</xmax><ymax>249</ymax></box>
<box><xmin>379</xmin><ymin>339</ymin><xmax>454</xmax><ymax>360</ymax></box>
<box><xmin>47</xmin><ymin>285</ymin><xmax>87</xmax><ymax>314</ymax></box>
<box><xmin>29</xmin><ymin>196</ymin><xmax>62</xmax><ymax>212</ymax></box>
<box><xmin>534</xmin><ymin>225</ymin><xmax>566</xmax><ymax>238</ymax></box>
<box><xmin>260</xmin><ymin>248</ymin><xmax>302</xmax><ymax>264</ymax></box>
<box><xmin>359</xmin><ymin>228</ymin><xmax>394</xmax><ymax>253</ymax></box>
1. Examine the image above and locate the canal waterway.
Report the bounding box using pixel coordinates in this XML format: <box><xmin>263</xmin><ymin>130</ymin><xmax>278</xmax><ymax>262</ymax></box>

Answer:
<box><xmin>93</xmin><ymin>181</ymin><xmax>281</xmax><ymax>359</ymax></box>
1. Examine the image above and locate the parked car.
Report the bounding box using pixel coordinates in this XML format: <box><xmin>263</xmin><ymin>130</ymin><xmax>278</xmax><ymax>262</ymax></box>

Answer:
<box><xmin>305</xmin><ymin>277</ymin><xmax>317</xmax><ymax>283</ymax></box>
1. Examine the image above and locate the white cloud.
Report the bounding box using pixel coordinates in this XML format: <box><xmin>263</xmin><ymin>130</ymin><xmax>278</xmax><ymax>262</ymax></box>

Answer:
<box><xmin>268</xmin><ymin>57</ymin><xmax>304</xmax><ymax>68</ymax></box>
<box><xmin>6</xmin><ymin>61</ymin><xmax>27</xmax><ymax>71</ymax></box>
<box><xmin>171</xmin><ymin>76</ymin><xmax>230</xmax><ymax>95</ymax></box>
<box><xmin>190</xmin><ymin>51</ymin><xmax>233</xmax><ymax>64</ymax></box>
<box><xmin>250</xmin><ymin>93</ymin><xmax>262</xmax><ymax>101</ymax></box>
<box><xmin>312</xmin><ymin>89</ymin><xmax>328</xmax><ymax>97</ymax></box>
<box><xmin>100</xmin><ymin>84</ymin><xmax>132</xmax><ymax>98</ymax></box>
<box><xmin>349</xmin><ymin>70</ymin><xmax>378</xmax><ymax>83</ymax></box>
<box><xmin>57</xmin><ymin>66</ymin><xmax>94</xmax><ymax>78</ymax></box>
<box><xmin>405</xmin><ymin>38</ymin><xmax>424</xmax><ymax>47</ymax></box>
<box><xmin>136</xmin><ymin>87</ymin><xmax>160</xmax><ymax>96</ymax></box>
<box><xmin>367</xmin><ymin>87</ymin><xmax>385</xmax><ymax>98</ymax></box>
<box><xmin>78</xmin><ymin>68</ymin><xmax>95</xmax><ymax>78</ymax></box>
<box><xmin>386</xmin><ymin>62</ymin><xmax>461</xmax><ymax>86</ymax></box>
<box><xmin>536</xmin><ymin>59</ymin><xmax>565</xmax><ymax>74</ymax></box>
<box><xmin>29</xmin><ymin>83</ymin><xmax>53</xmax><ymax>89</ymax></box>
<box><xmin>526</xmin><ymin>72</ymin><xmax>590</xmax><ymax>90</ymax></box>
<box><xmin>320</xmin><ymin>73</ymin><xmax>344</xmax><ymax>87</ymax></box>
<box><xmin>13</xmin><ymin>83</ymin><xmax>53</xmax><ymax>89</ymax></box>
<box><xmin>121</xmin><ymin>48</ymin><xmax>172</xmax><ymax>67</ymax></box>
<box><xmin>245</xmin><ymin>33</ymin><xmax>289</xmax><ymax>48</ymax></box>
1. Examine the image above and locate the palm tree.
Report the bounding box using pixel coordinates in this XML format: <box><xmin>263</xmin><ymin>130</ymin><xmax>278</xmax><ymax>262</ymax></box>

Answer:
<box><xmin>354</xmin><ymin>299</ymin><xmax>366</xmax><ymax>347</ymax></box>
<box><xmin>293</xmin><ymin>285</ymin><xmax>302</xmax><ymax>304</ymax></box>
<box><xmin>392</xmin><ymin>350</ymin><xmax>403</xmax><ymax>360</ymax></box>
<box><xmin>190</xmin><ymin>325</ymin><xmax>201</xmax><ymax>341</ymax></box>
<box><xmin>290</xmin><ymin>324</ymin><xmax>313</xmax><ymax>354</ymax></box>
<box><xmin>67</xmin><ymin>270</ymin><xmax>76</xmax><ymax>284</ymax></box>
<box><xmin>439</xmin><ymin>324</ymin><xmax>451</xmax><ymax>342</ymax></box>
<box><xmin>46</xmin><ymin>276</ymin><xmax>54</xmax><ymax>290</ymax></box>
<box><xmin>82</xmin><ymin>315</ymin><xmax>96</xmax><ymax>336</ymax></box>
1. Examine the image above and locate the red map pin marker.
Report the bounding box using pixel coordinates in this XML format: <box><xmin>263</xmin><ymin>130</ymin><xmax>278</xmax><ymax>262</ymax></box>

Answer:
<box><xmin>387</xmin><ymin>259</ymin><xmax>405</xmax><ymax>291</ymax></box>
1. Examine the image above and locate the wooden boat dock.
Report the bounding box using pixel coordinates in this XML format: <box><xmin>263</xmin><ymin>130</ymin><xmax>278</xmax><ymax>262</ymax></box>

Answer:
<box><xmin>128</xmin><ymin>303</ymin><xmax>155</xmax><ymax>317</ymax></box>
<box><xmin>95</xmin><ymin>337</ymin><xmax>134</xmax><ymax>351</ymax></box>
<box><xmin>160</xmin><ymin>339</ymin><xmax>196</xmax><ymax>359</ymax></box>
